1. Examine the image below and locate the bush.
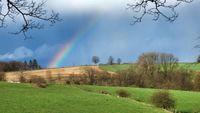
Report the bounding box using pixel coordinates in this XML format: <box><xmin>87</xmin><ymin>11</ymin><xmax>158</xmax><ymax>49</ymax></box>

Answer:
<box><xmin>0</xmin><ymin>72</ymin><xmax>5</xmax><ymax>81</ymax></box>
<box><xmin>116</xmin><ymin>67</ymin><xmax>137</xmax><ymax>86</ymax></box>
<box><xmin>151</xmin><ymin>91</ymin><xmax>175</xmax><ymax>109</ymax></box>
<box><xmin>170</xmin><ymin>69</ymin><xmax>193</xmax><ymax>90</ymax></box>
<box><xmin>116</xmin><ymin>89</ymin><xmax>130</xmax><ymax>98</ymax></box>
<box><xmin>95</xmin><ymin>71</ymin><xmax>112</xmax><ymax>86</ymax></box>
<box><xmin>19</xmin><ymin>75</ymin><xmax>26</xmax><ymax>83</ymax></box>
<box><xmin>30</xmin><ymin>76</ymin><xmax>48</xmax><ymax>88</ymax></box>
<box><xmin>99</xmin><ymin>90</ymin><xmax>110</xmax><ymax>95</ymax></box>
<box><xmin>65</xmin><ymin>80</ymin><xmax>71</xmax><ymax>85</ymax></box>
<box><xmin>67</xmin><ymin>74</ymin><xmax>87</xmax><ymax>85</ymax></box>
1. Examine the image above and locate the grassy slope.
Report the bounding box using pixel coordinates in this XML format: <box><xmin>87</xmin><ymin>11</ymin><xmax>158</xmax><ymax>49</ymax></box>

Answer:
<box><xmin>0</xmin><ymin>82</ymin><xmax>167</xmax><ymax>113</ymax></box>
<box><xmin>99</xmin><ymin>63</ymin><xmax>200</xmax><ymax>113</ymax></box>
<box><xmin>179</xmin><ymin>63</ymin><xmax>200</xmax><ymax>71</ymax></box>
<box><xmin>78</xmin><ymin>85</ymin><xmax>200</xmax><ymax>113</ymax></box>
<box><xmin>100</xmin><ymin>64</ymin><xmax>131</xmax><ymax>72</ymax></box>
<box><xmin>100</xmin><ymin>63</ymin><xmax>200</xmax><ymax>72</ymax></box>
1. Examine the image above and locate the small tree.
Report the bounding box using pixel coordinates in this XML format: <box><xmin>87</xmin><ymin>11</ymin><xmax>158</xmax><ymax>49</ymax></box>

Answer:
<box><xmin>108</xmin><ymin>56</ymin><xmax>114</xmax><ymax>65</ymax></box>
<box><xmin>151</xmin><ymin>91</ymin><xmax>175</xmax><ymax>110</ymax></box>
<box><xmin>197</xmin><ymin>55</ymin><xmax>200</xmax><ymax>63</ymax></box>
<box><xmin>33</xmin><ymin>59</ymin><xmax>39</xmax><ymax>70</ymax></box>
<box><xmin>117</xmin><ymin>58</ymin><xmax>122</xmax><ymax>64</ymax></box>
<box><xmin>194</xmin><ymin>75</ymin><xmax>200</xmax><ymax>91</ymax></box>
<box><xmin>83</xmin><ymin>67</ymin><xmax>96</xmax><ymax>85</ymax></box>
<box><xmin>29</xmin><ymin>60</ymin><xmax>33</xmax><ymax>70</ymax></box>
<box><xmin>23</xmin><ymin>61</ymin><xmax>28</xmax><ymax>70</ymax></box>
<box><xmin>30</xmin><ymin>76</ymin><xmax>48</xmax><ymax>88</ymax></box>
<box><xmin>92</xmin><ymin>56</ymin><xmax>100</xmax><ymax>65</ymax></box>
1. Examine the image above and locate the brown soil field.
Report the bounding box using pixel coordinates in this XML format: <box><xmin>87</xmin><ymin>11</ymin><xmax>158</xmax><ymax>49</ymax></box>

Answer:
<box><xmin>5</xmin><ymin>66</ymin><xmax>99</xmax><ymax>82</ymax></box>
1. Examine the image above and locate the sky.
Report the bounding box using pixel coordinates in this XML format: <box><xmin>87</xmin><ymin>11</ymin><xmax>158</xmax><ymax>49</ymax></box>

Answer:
<box><xmin>0</xmin><ymin>0</ymin><xmax>200</xmax><ymax>68</ymax></box>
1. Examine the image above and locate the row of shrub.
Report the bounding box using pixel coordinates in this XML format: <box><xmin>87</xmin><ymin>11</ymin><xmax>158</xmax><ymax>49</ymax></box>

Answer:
<box><xmin>115</xmin><ymin>67</ymin><xmax>200</xmax><ymax>91</ymax></box>
<box><xmin>18</xmin><ymin>75</ymin><xmax>48</xmax><ymax>88</ymax></box>
<box><xmin>63</xmin><ymin>66</ymin><xmax>200</xmax><ymax>91</ymax></box>
<box><xmin>1</xmin><ymin>66</ymin><xmax>200</xmax><ymax>91</ymax></box>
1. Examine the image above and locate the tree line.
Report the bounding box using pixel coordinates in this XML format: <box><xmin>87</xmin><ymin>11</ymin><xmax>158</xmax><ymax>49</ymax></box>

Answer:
<box><xmin>68</xmin><ymin>52</ymin><xmax>200</xmax><ymax>91</ymax></box>
<box><xmin>0</xmin><ymin>59</ymin><xmax>41</xmax><ymax>72</ymax></box>
<box><xmin>92</xmin><ymin>56</ymin><xmax>122</xmax><ymax>65</ymax></box>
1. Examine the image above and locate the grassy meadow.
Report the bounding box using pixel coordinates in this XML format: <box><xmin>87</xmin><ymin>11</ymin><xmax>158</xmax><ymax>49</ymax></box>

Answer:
<box><xmin>78</xmin><ymin>85</ymin><xmax>200</xmax><ymax>113</ymax></box>
<box><xmin>100</xmin><ymin>63</ymin><xmax>200</xmax><ymax>72</ymax></box>
<box><xmin>0</xmin><ymin>82</ymin><xmax>167</xmax><ymax>113</ymax></box>
<box><xmin>100</xmin><ymin>64</ymin><xmax>131</xmax><ymax>72</ymax></box>
<box><xmin>1</xmin><ymin>82</ymin><xmax>200</xmax><ymax>113</ymax></box>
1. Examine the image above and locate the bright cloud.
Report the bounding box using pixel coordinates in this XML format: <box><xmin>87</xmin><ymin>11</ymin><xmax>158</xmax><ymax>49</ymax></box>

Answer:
<box><xmin>0</xmin><ymin>46</ymin><xmax>33</xmax><ymax>60</ymax></box>
<box><xmin>0</xmin><ymin>44</ymin><xmax>61</xmax><ymax>61</ymax></box>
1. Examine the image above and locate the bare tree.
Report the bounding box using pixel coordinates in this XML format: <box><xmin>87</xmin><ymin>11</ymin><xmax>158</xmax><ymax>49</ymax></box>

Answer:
<box><xmin>137</xmin><ymin>52</ymin><xmax>178</xmax><ymax>87</ymax></box>
<box><xmin>0</xmin><ymin>0</ymin><xmax>60</xmax><ymax>39</ymax></box>
<box><xmin>137</xmin><ymin>52</ymin><xmax>159</xmax><ymax>73</ymax></box>
<box><xmin>159</xmin><ymin>53</ymin><xmax>178</xmax><ymax>77</ymax></box>
<box><xmin>127</xmin><ymin>0</ymin><xmax>193</xmax><ymax>24</ymax></box>
<box><xmin>83</xmin><ymin>67</ymin><xmax>96</xmax><ymax>85</ymax></box>
<box><xmin>137</xmin><ymin>52</ymin><xmax>178</xmax><ymax>75</ymax></box>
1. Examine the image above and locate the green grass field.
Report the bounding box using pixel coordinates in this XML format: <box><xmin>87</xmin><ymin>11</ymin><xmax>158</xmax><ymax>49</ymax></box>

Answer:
<box><xmin>179</xmin><ymin>63</ymin><xmax>200</xmax><ymax>71</ymax></box>
<box><xmin>100</xmin><ymin>64</ymin><xmax>131</xmax><ymax>72</ymax></box>
<box><xmin>2</xmin><ymin>64</ymin><xmax>199</xmax><ymax>113</ymax></box>
<box><xmin>0</xmin><ymin>82</ymin><xmax>167</xmax><ymax>113</ymax></box>
<box><xmin>100</xmin><ymin>63</ymin><xmax>200</xmax><ymax>72</ymax></box>
<box><xmin>78</xmin><ymin>85</ymin><xmax>200</xmax><ymax>113</ymax></box>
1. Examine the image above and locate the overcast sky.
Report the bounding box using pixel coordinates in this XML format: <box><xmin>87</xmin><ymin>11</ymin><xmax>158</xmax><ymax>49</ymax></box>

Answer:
<box><xmin>0</xmin><ymin>0</ymin><xmax>200</xmax><ymax>68</ymax></box>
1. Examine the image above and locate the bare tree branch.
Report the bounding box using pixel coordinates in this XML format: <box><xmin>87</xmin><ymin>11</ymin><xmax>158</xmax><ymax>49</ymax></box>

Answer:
<box><xmin>0</xmin><ymin>0</ymin><xmax>60</xmax><ymax>39</ymax></box>
<box><xmin>127</xmin><ymin>0</ymin><xmax>193</xmax><ymax>24</ymax></box>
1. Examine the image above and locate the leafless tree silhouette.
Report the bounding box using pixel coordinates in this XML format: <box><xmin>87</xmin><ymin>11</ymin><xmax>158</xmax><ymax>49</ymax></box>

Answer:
<box><xmin>0</xmin><ymin>0</ymin><xmax>60</xmax><ymax>39</ymax></box>
<box><xmin>127</xmin><ymin>0</ymin><xmax>193</xmax><ymax>24</ymax></box>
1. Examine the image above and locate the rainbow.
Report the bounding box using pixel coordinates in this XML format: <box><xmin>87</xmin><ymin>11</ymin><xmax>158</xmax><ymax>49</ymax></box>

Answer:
<box><xmin>48</xmin><ymin>14</ymin><xmax>99</xmax><ymax>68</ymax></box>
